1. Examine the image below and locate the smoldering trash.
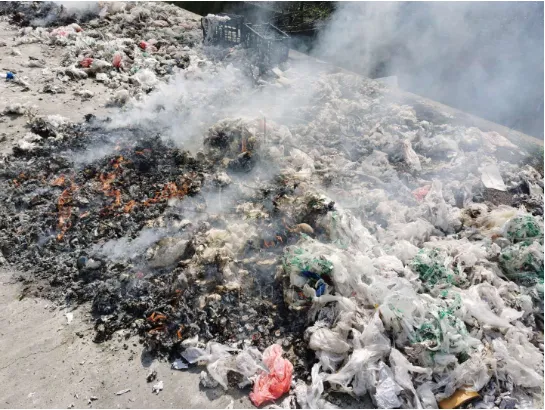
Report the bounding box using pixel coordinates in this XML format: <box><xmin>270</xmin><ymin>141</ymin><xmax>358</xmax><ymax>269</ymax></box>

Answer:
<box><xmin>0</xmin><ymin>2</ymin><xmax>543</xmax><ymax>409</ymax></box>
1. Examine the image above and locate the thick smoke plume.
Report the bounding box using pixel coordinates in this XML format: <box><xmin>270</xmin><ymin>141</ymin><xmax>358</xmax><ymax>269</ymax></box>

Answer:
<box><xmin>31</xmin><ymin>1</ymin><xmax>100</xmax><ymax>26</ymax></box>
<box><xmin>312</xmin><ymin>2</ymin><xmax>544</xmax><ymax>138</ymax></box>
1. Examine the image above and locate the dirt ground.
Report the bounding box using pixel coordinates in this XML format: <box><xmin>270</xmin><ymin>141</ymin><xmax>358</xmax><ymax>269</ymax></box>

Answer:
<box><xmin>0</xmin><ymin>269</ymin><xmax>253</xmax><ymax>409</ymax></box>
<box><xmin>0</xmin><ymin>15</ymin><xmax>253</xmax><ymax>410</ymax></box>
<box><xmin>0</xmin><ymin>21</ymin><xmax>116</xmax><ymax>156</ymax></box>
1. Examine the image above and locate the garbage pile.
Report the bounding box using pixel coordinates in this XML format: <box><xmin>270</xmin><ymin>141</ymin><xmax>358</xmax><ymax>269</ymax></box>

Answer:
<box><xmin>0</xmin><ymin>2</ymin><xmax>543</xmax><ymax>409</ymax></box>
<box><xmin>0</xmin><ymin>1</ymin><xmax>201</xmax><ymax>103</ymax></box>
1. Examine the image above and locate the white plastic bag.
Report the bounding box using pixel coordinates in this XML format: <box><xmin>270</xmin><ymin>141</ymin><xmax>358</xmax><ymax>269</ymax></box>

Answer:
<box><xmin>416</xmin><ymin>382</ymin><xmax>438</xmax><ymax>409</ymax></box>
<box><xmin>374</xmin><ymin>362</ymin><xmax>403</xmax><ymax>409</ymax></box>
<box><xmin>309</xmin><ymin>328</ymin><xmax>351</xmax><ymax>354</ymax></box>
<box><xmin>480</xmin><ymin>162</ymin><xmax>506</xmax><ymax>191</ymax></box>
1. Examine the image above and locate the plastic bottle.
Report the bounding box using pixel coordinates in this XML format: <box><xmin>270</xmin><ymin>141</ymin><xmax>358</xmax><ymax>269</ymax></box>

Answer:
<box><xmin>0</xmin><ymin>71</ymin><xmax>14</xmax><ymax>80</ymax></box>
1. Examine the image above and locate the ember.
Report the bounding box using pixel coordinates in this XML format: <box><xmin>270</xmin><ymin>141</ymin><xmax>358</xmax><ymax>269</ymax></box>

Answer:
<box><xmin>51</xmin><ymin>174</ymin><xmax>66</xmax><ymax>186</ymax></box>
<box><xmin>56</xmin><ymin>182</ymin><xmax>78</xmax><ymax>240</ymax></box>
<box><xmin>123</xmin><ymin>200</ymin><xmax>136</xmax><ymax>213</ymax></box>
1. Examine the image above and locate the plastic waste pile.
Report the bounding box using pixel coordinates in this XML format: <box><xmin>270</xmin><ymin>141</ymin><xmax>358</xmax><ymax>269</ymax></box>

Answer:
<box><xmin>0</xmin><ymin>2</ymin><xmax>543</xmax><ymax>409</ymax></box>
<box><xmin>161</xmin><ymin>68</ymin><xmax>543</xmax><ymax>407</ymax></box>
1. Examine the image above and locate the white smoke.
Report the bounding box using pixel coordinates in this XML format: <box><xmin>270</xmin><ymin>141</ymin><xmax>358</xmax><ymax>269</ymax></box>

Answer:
<box><xmin>312</xmin><ymin>2</ymin><xmax>544</xmax><ymax>138</ymax></box>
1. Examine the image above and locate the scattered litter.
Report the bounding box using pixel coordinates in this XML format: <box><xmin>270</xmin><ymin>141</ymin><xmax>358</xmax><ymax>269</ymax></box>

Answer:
<box><xmin>146</xmin><ymin>369</ymin><xmax>157</xmax><ymax>383</ymax></box>
<box><xmin>152</xmin><ymin>380</ymin><xmax>163</xmax><ymax>394</ymax></box>
<box><xmin>171</xmin><ymin>359</ymin><xmax>188</xmax><ymax>370</ymax></box>
<box><xmin>75</xmin><ymin>89</ymin><xmax>95</xmax><ymax>99</ymax></box>
<box><xmin>95</xmin><ymin>73</ymin><xmax>108</xmax><ymax>82</ymax></box>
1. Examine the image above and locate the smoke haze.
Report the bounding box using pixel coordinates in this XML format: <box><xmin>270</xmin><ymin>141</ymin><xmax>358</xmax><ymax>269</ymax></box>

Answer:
<box><xmin>312</xmin><ymin>2</ymin><xmax>544</xmax><ymax>138</ymax></box>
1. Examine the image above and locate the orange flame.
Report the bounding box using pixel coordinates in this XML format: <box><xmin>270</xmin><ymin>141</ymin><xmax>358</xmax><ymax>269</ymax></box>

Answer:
<box><xmin>143</xmin><ymin>179</ymin><xmax>191</xmax><ymax>206</ymax></box>
<box><xmin>99</xmin><ymin>172</ymin><xmax>116</xmax><ymax>191</ymax></box>
<box><xmin>147</xmin><ymin>312</ymin><xmax>167</xmax><ymax>322</ymax></box>
<box><xmin>51</xmin><ymin>174</ymin><xmax>66</xmax><ymax>186</ymax></box>
<box><xmin>57</xmin><ymin>183</ymin><xmax>78</xmax><ymax>241</ymax></box>
<box><xmin>112</xmin><ymin>156</ymin><xmax>125</xmax><ymax>169</ymax></box>
<box><xmin>123</xmin><ymin>200</ymin><xmax>136</xmax><ymax>213</ymax></box>
<box><xmin>112</xmin><ymin>190</ymin><xmax>121</xmax><ymax>206</ymax></box>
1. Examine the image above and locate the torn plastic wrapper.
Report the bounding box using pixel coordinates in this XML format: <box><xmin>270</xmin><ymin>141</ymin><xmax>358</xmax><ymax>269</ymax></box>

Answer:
<box><xmin>172</xmin><ymin>359</ymin><xmax>188</xmax><ymax>370</ymax></box>
<box><xmin>480</xmin><ymin>163</ymin><xmax>506</xmax><ymax>191</ymax></box>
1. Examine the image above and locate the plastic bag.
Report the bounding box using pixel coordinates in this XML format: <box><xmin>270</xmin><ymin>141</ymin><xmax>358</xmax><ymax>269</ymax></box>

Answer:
<box><xmin>133</xmin><ymin>68</ymin><xmax>158</xmax><ymax>89</ymax></box>
<box><xmin>499</xmin><ymin>241</ymin><xmax>544</xmax><ymax>290</ymax></box>
<box><xmin>402</xmin><ymin>139</ymin><xmax>421</xmax><ymax>172</ymax></box>
<box><xmin>434</xmin><ymin>353</ymin><xmax>493</xmax><ymax>401</ymax></box>
<box><xmin>460</xmin><ymin>290</ymin><xmax>512</xmax><ymax>329</ymax></box>
<box><xmin>503</xmin><ymin>214</ymin><xmax>543</xmax><ymax>243</ymax></box>
<box><xmin>389</xmin><ymin>240</ymin><xmax>419</xmax><ymax>264</ymax></box>
<box><xmin>325</xmin><ymin>348</ymin><xmax>383</xmax><ymax>394</ymax></box>
<box><xmin>79</xmin><ymin>57</ymin><xmax>93</xmax><ymax>68</ymax></box>
<box><xmin>480</xmin><ymin>162</ymin><xmax>506</xmax><ymax>191</ymax></box>
<box><xmin>316</xmin><ymin>350</ymin><xmax>345</xmax><ymax>373</ymax></box>
<box><xmin>249</xmin><ymin>344</ymin><xmax>293</xmax><ymax>406</ymax></box>
<box><xmin>357</xmin><ymin>311</ymin><xmax>390</xmax><ymax>353</ymax></box>
<box><xmin>389</xmin><ymin>348</ymin><xmax>432</xmax><ymax>408</ymax></box>
<box><xmin>234</xmin><ymin>347</ymin><xmax>266</xmax><ymax>387</ymax></box>
<box><xmin>417</xmin><ymin>382</ymin><xmax>438</xmax><ymax>409</ymax></box>
<box><xmin>112</xmin><ymin>52</ymin><xmax>123</xmax><ymax>68</ymax></box>
<box><xmin>182</xmin><ymin>346</ymin><xmax>207</xmax><ymax>363</ymax></box>
<box><xmin>492</xmin><ymin>330</ymin><xmax>544</xmax><ymax>388</ymax></box>
<box><xmin>410</xmin><ymin>248</ymin><xmax>454</xmax><ymax>288</ymax></box>
<box><xmin>374</xmin><ymin>362</ymin><xmax>403</xmax><ymax>409</ymax></box>
<box><xmin>422</xmin><ymin>180</ymin><xmax>461</xmax><ymax>233</ymax></box>
<box><xmin>307</xmin><ymin>363</ymin><xmax>324</xmax><ymax>409</ymax></box>
<box><xmin>296</xmin><ymin>367</ymin><xmax>342</xmax><ymax>409</ymax></box>
<box><xmin>181</xmin><ymin>342</ymin><xmax>237</xmax><ymax>389</ymax></box>
<box><xmin>309</xmin><ymin>327</ymin><xmax>351</xmax><ymax>354</ymax></box>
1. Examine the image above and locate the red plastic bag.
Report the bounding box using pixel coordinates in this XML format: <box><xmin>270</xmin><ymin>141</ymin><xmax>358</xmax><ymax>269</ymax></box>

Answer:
<box><xmin>249</xmin><ymin>344</ymin><xmax>293</xmax><ymax>406</ymax></box>
<box><xmin>413</xmin><ymin>185</ymin><xmax>431</xmax><ymax>202</ymax></box>
<box><xmin>112</xmin><ymin>53</ymin><xmax>122</xmax><ymax>68</ymax></box>
<box><xmin>79</xmin><ymin>57</ymin><xmax>93</xmax><ymax>68</ymax></box>
<box><xmin>139</xmin><ymin>41</ymin><xmax>148</xmax><ymax>50</ymax></box>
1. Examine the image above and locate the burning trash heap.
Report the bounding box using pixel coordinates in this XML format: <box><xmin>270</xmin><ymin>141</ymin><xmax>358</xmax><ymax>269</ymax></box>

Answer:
<box><xmin>0</xmin><ymin>2</ymin><xmax>544</xmax><ymax>409</ymax></box>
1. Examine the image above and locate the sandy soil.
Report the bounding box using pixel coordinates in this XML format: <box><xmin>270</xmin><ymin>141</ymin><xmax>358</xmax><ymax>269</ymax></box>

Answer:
<box><xmin>0</xmin><ymin>13</ymin><xmax>253</xmax><ymax>410</ymax></box>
